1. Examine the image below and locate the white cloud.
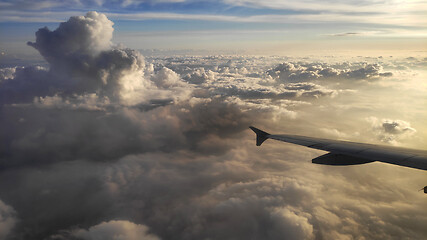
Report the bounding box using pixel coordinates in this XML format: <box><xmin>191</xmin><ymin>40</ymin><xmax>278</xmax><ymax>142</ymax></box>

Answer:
<box><xmin>1</xmin><ymin>12</ymin><xmax>191</xmax><ymax>106</ymax></box>
<box><xmin>28</xmin><ymin>11</ymin><xmax>113</xmax><ymax>56</ymax></box>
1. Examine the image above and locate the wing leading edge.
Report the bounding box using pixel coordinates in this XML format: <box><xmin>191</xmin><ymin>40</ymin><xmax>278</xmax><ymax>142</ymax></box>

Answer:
<box><xmin>249</xmin><ymin>126</ymin><xmax>427</xmax><ymax>171</ymax></box>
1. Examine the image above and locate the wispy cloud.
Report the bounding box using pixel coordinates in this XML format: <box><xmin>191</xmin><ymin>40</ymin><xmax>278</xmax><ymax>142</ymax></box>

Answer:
<box><xmin>222</xmin><ymin>0</ymin><xmax>427</xmax><ymax>14</ymax></box>
<box><xmin>1</xmin><ymin>10</ymin><xmax>426</xmax><ymax>30</ymax></box>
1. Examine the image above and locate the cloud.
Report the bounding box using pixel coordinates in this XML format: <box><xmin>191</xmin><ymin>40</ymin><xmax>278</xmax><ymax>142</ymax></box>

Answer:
<box><xmin>70</xmin><ymin>220</ymin><xmax>160</xmax><ymax>240</ymax></box>
<box><xmin>329</xmin><ymin>32</ymin><xmax>360</xmax><ymax>37</ymax></box>
<box><xmin>2</xmin><ymin>148</ymin><xmax>427</xmax><ymax>240</ymax></box>
<box><xmin>0</xmin><ymin>12</ymin><xmax>251</xmax><ymax>169</ymax></box>
<box><xmin>1</xmin><ymin>11</ymin><xmax>426</xmax><ymax>240</ymax></box>
<box><xmin>0</xmin><ymin>67</ymin><xmax>16</xmax><ymax>83</ymax></box>
<box><xmin>0</xmin><ymin>200</ymin><xmax>17</xmax><ymax>240</ymax></box>
<box><xmin>27</xmin><ymin>11</ymin><xmax>113</xmax><ymax>57</ymax></box>
<box><xmin>267</xmin><ymin>62</ymin><xmax>392</xmax><ymax>82</ymax></box>
<box><xmin>1</xmin><ymin>11</ymin><xmax>191</xmax><ymax>106</ymax></box>
<box><xmin>2</xmin><ymin>9</ymin><xmax>427</xmax><ymax>33</ymax></box>
<box><xmin>366</xmin><ymin>117</ymin><xmax>417</xmax><ymax>145</ymax></box>
<box><xmin>221</xmin><ymin>0</ymin><xmax>427</xmax><ymax>15</ymax></box>
<box><xmin>182</xmin><ymin>68</ymin><xmax>215</xmax><ymax>84</ymax></box>
<box><xmin>0</xmin><ymin>97</ymin><xmax>252</xmax><ymax>168</ymax></box>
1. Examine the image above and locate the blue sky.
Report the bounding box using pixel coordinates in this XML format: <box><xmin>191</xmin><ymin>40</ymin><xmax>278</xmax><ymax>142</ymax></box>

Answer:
<box><xmin>1</xmin><ymin>0</ymin><xmax>426</xmax><ymax>56</ymax></box>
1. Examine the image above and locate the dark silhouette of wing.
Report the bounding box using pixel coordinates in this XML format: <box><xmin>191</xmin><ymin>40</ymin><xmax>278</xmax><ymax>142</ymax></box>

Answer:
<box><xmin>250</xmin><ymin>126</ymin><xmax>427</xmax><ymax>171</ymax></box>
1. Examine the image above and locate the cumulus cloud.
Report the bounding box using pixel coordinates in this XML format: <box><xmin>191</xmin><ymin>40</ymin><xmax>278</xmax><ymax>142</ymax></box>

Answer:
<box><xmin>1</xmin><ymin>11</ymin><xmax>190</xmax><ymax>106</ymax></box>
<box><xmin>27</xmin><ymin>11</ymin><xmax>113</xmax><ymax>58</ymax></box>
<box><xmin>182</xmin><ymin>67</ymin><xmax>215</xmax><ymax>84</ymax></box>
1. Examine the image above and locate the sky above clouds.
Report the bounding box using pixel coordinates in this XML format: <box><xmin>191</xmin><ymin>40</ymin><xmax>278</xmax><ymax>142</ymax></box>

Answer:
<box><xmin>0</xmin><ymin>3</ymin><xmax>427</xmax><ymax>240</ymax></box>
<box><xmin>1</xmin><ymin>0</ymin><xmax>427</xmax><ymax>57</ymax></box>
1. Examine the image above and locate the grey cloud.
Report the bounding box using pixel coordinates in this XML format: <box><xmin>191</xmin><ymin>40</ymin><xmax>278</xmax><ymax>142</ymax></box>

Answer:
<box><xmin>0</xmin><ymin>161</ymin><xmax>113</xmax><ymax>239</ymax></box>
<box><xmin>267</xmin><ymin>62</ymin><xmax>392</xmax><ymax>82</ymax></box>
<box><xmin>209</xmin><ymin>80</ymin><xmax>336</xmax><ymax>100</ymax></box>
<box><xmin>367</xmin><ymin>117</ymin><xmax>417</xmax><ymax>144</ymax></box>
<box><xmin>3</xmin><ymin>151</ymin><xmax>425</xmax><ymax>240</ymax></box>
<box><xmin>70</xmin><ymin>220</ymin><xmax>160</xmax><ymax>240</ymax></box>
<box><xmin>0</xmin><ymin>199</ymin><xmax>17</xmax><ymax>240</ymax></box>
<box><xmin>145</xmin><ymin>56</ymin><xmax>338</xmax><ymax>102</ymax></box>
<box><xmin>330</xmin><ymin>32</ymin><xmax>360</xmax><ymax>37</ymax></box>
<box><xmin>0</xmin><ymin>98</ymin><xmax>251</xmax><ymax>168</ymax></box>
<box><xmin>382</xmin><ymin>120</ymin><xmax>416</xmax><ymax>135</ymax></box>
<box><xmin>0</xmin><ymin>66</ymin><xmax>50</xmax><ymax>104</ymax></box>
<box><xmin>345</xmin><ymin>63</ymin><xmax>392</xmax><ymax>79</ymax></box>
<box><xmin>182</xmin><ymin>68</ymin><xmax>215</xmax><ymax>84</ymax></box>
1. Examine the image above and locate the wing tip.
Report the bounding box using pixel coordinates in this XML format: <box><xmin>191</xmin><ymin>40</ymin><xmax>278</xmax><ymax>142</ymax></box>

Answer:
<box><xmin>249</xmin><ymin>126</ymin><xmax>270</xmax><ymax>146</ymax></box>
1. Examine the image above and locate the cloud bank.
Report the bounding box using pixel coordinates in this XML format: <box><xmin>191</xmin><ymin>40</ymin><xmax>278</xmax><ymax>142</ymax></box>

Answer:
<box><xmin>0</xmin><ymin>11</ymin><xmax>426</xmax><ymax>240</ymax></box>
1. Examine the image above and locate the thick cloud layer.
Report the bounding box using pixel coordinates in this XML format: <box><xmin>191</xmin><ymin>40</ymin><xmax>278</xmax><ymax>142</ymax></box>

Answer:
<box><xmin>1</xmin><ymin>12</ymin><xmax>426</xmax><ymax>240</ymax></box>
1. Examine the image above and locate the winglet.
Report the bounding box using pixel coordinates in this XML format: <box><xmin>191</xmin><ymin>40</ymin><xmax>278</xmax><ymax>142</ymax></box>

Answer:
<box><xmin>249</xmin><ymin>126</ymin><xmax>270</xmax><ymax>146</ymax></box>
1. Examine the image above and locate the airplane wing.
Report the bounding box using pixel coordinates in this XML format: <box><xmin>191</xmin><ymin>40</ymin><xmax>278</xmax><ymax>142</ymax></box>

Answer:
<box><xmin>249</xmin><ymin>126</ymin><xmax>427</xmax><ymax>171</ymax></box>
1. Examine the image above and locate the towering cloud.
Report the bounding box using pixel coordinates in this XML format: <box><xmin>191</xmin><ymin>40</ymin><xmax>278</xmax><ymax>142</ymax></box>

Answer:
<box><xmin>27</xmin><ymin>11</ymin><xmax>113</xmax><ymax>60</ymax></box>
<box><xmin>1</xmin><ymin>11</ymin><xmax>190</xmax><ymax>106</ymax></box>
